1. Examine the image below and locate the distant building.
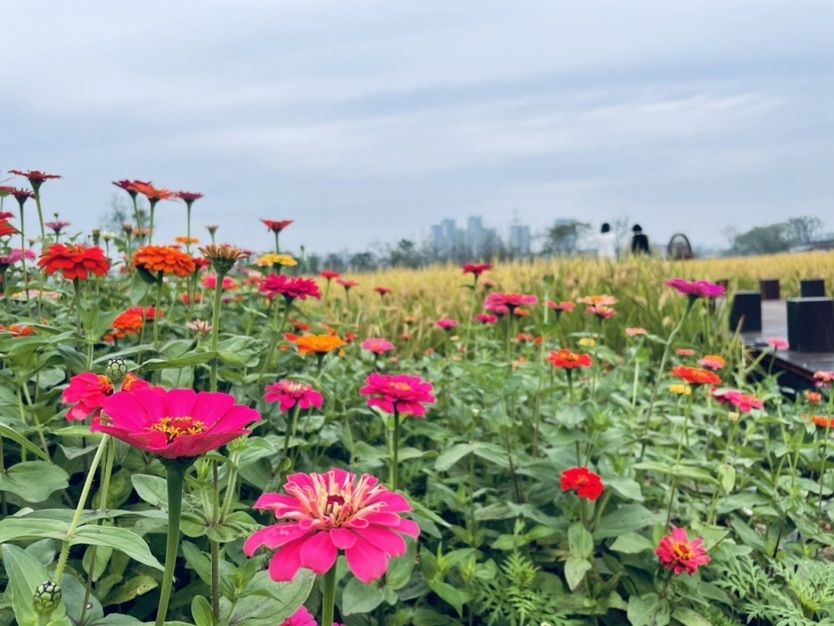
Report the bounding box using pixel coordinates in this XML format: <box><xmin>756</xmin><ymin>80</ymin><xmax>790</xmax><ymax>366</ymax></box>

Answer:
<box><xmin>430</xmin><ymin>214</ymin><xmax>531</xmax><ymax>259</ymax></box>
<box><xmin>509</xmin><ymin>223</ymin><xmax>531</xmax><ymax>255</ymax></box>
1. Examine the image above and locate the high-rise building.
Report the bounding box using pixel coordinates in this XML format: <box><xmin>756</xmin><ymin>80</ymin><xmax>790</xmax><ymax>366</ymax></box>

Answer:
<box><xmin>509</xmin><ymin>223</ymin><xmax>531</xmax><ymax>255</ymax></box>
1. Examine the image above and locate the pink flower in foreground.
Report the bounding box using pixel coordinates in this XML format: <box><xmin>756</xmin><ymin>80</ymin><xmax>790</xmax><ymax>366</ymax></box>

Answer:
<box><xmin>95</xmin><ymin>388</ymin><xmax>260</xmax><ymax>459</ymax></box>
<box><xmin>436</xmin><ymin>318</ymin><xmax>459</xmax><ymax>331</ymax></box>
<box><xmin>656</xmin><ymin>527</ymin><xmax>711</xmax><ymax>575</ymax></box>
<box><xmin>485</xmin><ymin>292</ymin><xmax>538</xmax><ymax>314</ymax></box>
<box><xmin>767</xmin><ymin>338</ymin><xmax>789</xmax><ymax>350</ymax></box>
<box><xmin>62</xmin><ymin>372</ymin><xmax>150</xmax><ymax>422</ymax></box>
<box><xmin>264</xmin><ymin>380</ymin><xmax>324</xmax><ymax>412</ymax></box>
<box><xmin>712</xmin><ymin>388</ymin><xmax>764</xmax><ymax>413</ymax></box>
<box><xmin>360</xmin><ymin>373</ymin><xmax>436</xmax><ymax>418</ymax></box>
<box><xmin>245</xmin><ymin>468</ymin><xmax>420</xmax><ymax>583</ymax></box>
<box><xmin>665</xmin><ymin>278</ymin><xmax>726</xmax><ymax>299</ymax></box>
<box><xmin>362</xmin><ymin>338</ymin><xmax>395</xmax><ymax>355</ymax></box>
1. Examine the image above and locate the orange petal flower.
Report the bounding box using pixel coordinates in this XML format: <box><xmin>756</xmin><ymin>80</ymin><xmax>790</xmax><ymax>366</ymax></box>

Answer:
<box><xmin>134</xmin><ymin>245</ymin><xmax>196</xmax><ymax>278</ymax></box>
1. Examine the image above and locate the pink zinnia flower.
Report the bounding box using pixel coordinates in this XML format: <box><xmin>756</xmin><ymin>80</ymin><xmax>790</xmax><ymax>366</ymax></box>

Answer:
<box><xmin>698</xmin><ymin>355</ymin><xmax>725</xmax><ymax>370</ymax></box>
<box><xmin>360</xmin><ymin>373</ymin><xmax>436</xmax><ymax>418</ymax></box>
<box><xmin>265</xmin><ymin>380</ymin><xmax>324</xmax><ymax>412</ymax></box>
<box><xmin>374</xmin><ymin>286</ymin><xmax>391</xmax><ymax>297</ymax></box>
<box><xmin>626</xmin><ymin>327</ymin><xmax>648</xmax><ymax>337</ymax></box>
<box><xmin>546</xmin><ymin>300</ymin><xmax>576</xmax><ymax>313</ymax></box>
<box><xmin>62</xmin><ymin>372</ymin><xmax>150</xmax><ymax>422</ymax></box>
<box><xmin>436</xmin><ymin>318</ymin><xmax>459</xmax><ymax>331</ymax></box>
<box><xmin>712</xmin><ymin>388</ymin><xmax>764</xmax><ymax>414</ymax></box>
<box><xmin>476</xmin><ymin>313</ymin><xmax>498</xmax><ymax>325</ymax></box>
<box><xmin>260</xmin><ymin>274</ymin><xmax>322</xmax><ymax>302</ymax></box>
<box><xmin>767</xmin><ymin>338</ymin><xmax>789</xmax><ymax>350</ymax></box>
<box><xmin>202</xmin><ymin>274</ymin><xmax>237</xmax><ymax>291</ymax></box>
<box><xmin>585</xmin><ymin>304</ymin><xmax>617</xmax><ymax>319</ymax></box>
<box><xmin>319</xmin><ymin>270</ymin><xmax>340</xmax><ymax>281</ymax></box>
<box><xmin>362</xmin><ymin>338</ymin><xmax>395</xmax><ymax>355</ymax></box>
<box><xmin>245</xmin><ymin>468</ymin><xmax>420</xmax><ymax>583</ymax></box>
<box><xmin>0</xmin><ymin>248</ymin><xmax>36</xmax><ymax>265</ymax></box>
<box><xmin>656</xmin><ymin>527</ymin><xmax>711</xmax><ymax>575</ymax></box>
<box><xmin>665</xmin><ymin>278</ymin><xmax>726</xmax><ymax>299</ymax></box>
<box><xmin>815</xmin><ymin>371</ymin><xmax>834</xmax><ymax>388</ymax></box>
<box><xmin>45</xmin><ymin>220</ymin><xmax>70</xmax><ymax>235</ymax></box>
<box><xmin>95</xmin><ymin>388</ymin><xmax>260</xmax><ymax>459</ymax></box>
<box><xmin>485</xmin><ymin>292</ymin><xmax>538</xmax><ymax>315</ymax></box>
<box><xmin>336</xmin><ymin>278</ymin><xmax>359</xmax><ymax>290</ymax></box>
<box><xmin>281</xmin><ymin>606</ymin><xmax>343</xmax><ymax>626</ymax></box>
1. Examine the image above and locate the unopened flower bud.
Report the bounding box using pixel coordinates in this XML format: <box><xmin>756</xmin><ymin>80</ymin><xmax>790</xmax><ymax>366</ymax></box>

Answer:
<box><xmin>33</xmin><ymin>581</ymin><xmax>61</xmax><ymax>615</ymax></box>
<box><xmin>105</xmin><ymin>357</ymin><xmax>128</xmax><ymax>384</ymax></box>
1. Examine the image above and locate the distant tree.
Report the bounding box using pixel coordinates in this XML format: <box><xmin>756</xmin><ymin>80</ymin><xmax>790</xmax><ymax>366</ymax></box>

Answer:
<box><xmin>730</xmin><ymin>223</ymin><xmax>790</xmax><ymax>255</ymax></box>
<box><xmin>322</xmin><ymin>253</ymin><xmax>346</xmax><ymax>273</ymax></box>
<box><xmin>386</xmin><ymin>239</ymin><xmax>423</xmax><ymax>268</ymax></box>
<box><xmin>541</xmin><ymin>220</ymin><xmax>591</xmax><ymax>256</ymax></box>
<box><xmin>785</xmin><ymin>216</ymin><xmax>824</xmax><ymax>245</ymax></box>
<box><xmin>349</xmin><ymin>251</ymin><xmax>377</xmax><ymax>272</ymax></box>
<box><xmin>100</xmin><ymin>194</ymin><xmax>131</xmax><ymax>233</ymax></box>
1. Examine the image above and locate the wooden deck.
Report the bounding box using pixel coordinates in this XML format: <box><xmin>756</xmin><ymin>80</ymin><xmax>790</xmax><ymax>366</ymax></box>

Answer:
<box><xmin>743</xmin><ymin>300</ymin><xmax>834</xmax><ymax>387</ymax></box>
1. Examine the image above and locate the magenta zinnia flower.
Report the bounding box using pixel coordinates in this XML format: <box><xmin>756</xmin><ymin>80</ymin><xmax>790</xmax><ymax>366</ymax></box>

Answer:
<box><xmin>94</xmin><ymin>388</ymin><xmax>260</xmax><ymax>459</ymax></box>
<box><xmin>362</xmin><ymin>338</ymin><xmax>395</xmax><ymax>355</ymax></box>
<box><xmin>265</xmin><ymin>380</ymin><xmax>324</xmax><ymax>412</ymax></box>
<box><xmin>665</xmin><ymin>278</ymin><xmax>726</xmax><ymax>299</ymax></box>
<box><xmin>260</xmin><ymin>274</ymin><xmax>322</xmax><ymax>302</ymax></box>
<box><xmin>360</xmin><ymin>373</ymin><xmax>436</xmax><ymax>418</ymax></box>
<box><xmin>281</xmin><ymin>606</ymin><xmax>342</xmax><ymax>626</ymax></box>
<box><xmin>767</xmin><ymin>338</ymin><xmax>789</xmax><ymax>350</ymax></box>
<box><xmin>245</xmin><ymin>468</ymin><xmax>420</xmax><ymax>583</ymax></box>
<box><xmin>712</xmin><ymin>389</ymin><xmax>764</xmax><ymax>414</ymax></box>
<box><xmin>656</xmin><ymin>527</ymin><xmax>711</xmax><ymax>575</ymax></box>
<box><xmin>485</xmin><ymin>292</ymin><xmax>538</xmax><ymax>315</ymax></box>
<box><xmin>476</xmin><ymin>313</ymin><xmax>498</xmax><ymax>325</ymax></box>
<box><xmin>62</xmin><ymin>372</ymin><xmax>150</xmax><ymax>422</ymax></box>
<box><xmin>436</xmin><ymin>318</ymin><xmax>459</xmax><ymax>331</ymax></box>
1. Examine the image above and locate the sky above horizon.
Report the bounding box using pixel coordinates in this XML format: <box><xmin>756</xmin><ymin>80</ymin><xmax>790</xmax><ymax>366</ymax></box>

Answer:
<box><xmin>3</xmin><ymin>1</ymin><xmax>834</xmax><ymax>255</ymax></box>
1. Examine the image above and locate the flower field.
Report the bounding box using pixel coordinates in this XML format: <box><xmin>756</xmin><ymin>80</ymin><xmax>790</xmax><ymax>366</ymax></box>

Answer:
<box><xmin>2</xmin><ymin>176</ymin><xmax>834</xmax><ymax>626</ymax></box>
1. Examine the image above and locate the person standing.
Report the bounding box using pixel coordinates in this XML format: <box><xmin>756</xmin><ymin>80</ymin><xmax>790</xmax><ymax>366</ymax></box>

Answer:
<box><xmin>631</xmin><ymin>224</ymin><xmax>650</xmax><ymax>255</ymax></box>
<box><xmin>597</xmin><ymin>222</ymin><xmax>617</xmax><ymax>260</ymax></box>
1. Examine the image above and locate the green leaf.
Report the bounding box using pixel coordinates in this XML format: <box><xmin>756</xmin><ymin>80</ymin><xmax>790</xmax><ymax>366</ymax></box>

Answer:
<box><xmin>0</xmin><ymin>517</ymin><xmax>69</xmax><ymax>543</ymax></box>
<box><xmin>672</xmin><ymin>607</ymin><xmax>712</xmax><ymax>626</ymax></box>
<box><xmin>0</xmin><ymin>461</ymin><xmax>69</xmax><ymax>502</ymax></box>
<box><xmin>717</xmin><ymin>463</ymin><xmax>736</xmax><ymax>493</ymax></box>
<box><xmin>72</xmin><ymin>526</ymin><xmax>164</xmax><ymax>570</ymax></box>
<box><xmin>434</xmin><ymin>443</ymin><xmax>475</xmax><ymax>472</ymax></box>
<box><xmin>427</xmin><ymin>579</ymin><xmax>468</xmax><ymax>617</ymax></box>
<box><xmin>610</xmin><ymin>532</ymin><xmax>654</xmax><ymax>554</ymax></box>
<box><xmin>627</xmin><ymin>593</ymin><xmax>670</xmax><ymax>626</ymax></box>
<box><xmin>192</xmin><ymin>596</ymin><xmax>214</xmax><ymax>626</ymax></box>
<box><xmin>131</xmin><ymin>474</ymin><xmax>168</xmax><ymax>507</ymax></box>
<box><xmin>104</xmin><ymin>575</ymin><xmax>158</xmax><ymax>605</ymax></box>
<box><xmin>0</xmin><ymin>424</ymin><xmax>49</xmax><ymax>461</ymax></box>
<box><xmin>342</xmin><ymin>577</ymin><xmax>385</xmax><ymax>615</ymax></box>
<box><xmin>564</xmin><ymin>557</ymin><xmax>592</xmax><ymax>591</ymax></box>
<box><xmin>606</xmin><ymin>476</ymin><xmax>644</xmax><ymax>502</ymax></box>
<box><xmin>1</xmin><ymin>544</ymin><xmax>72</xmax><ymax>626</ymax></box>
<box><xmin>568</xmin><ymin>523</ymin><xmax>594</xmax><ymax>559</ymax></box>
<box><xmin>594</xmin><ymin>504</ymin><xmax>662</xmax><ymax>540</ymax></box>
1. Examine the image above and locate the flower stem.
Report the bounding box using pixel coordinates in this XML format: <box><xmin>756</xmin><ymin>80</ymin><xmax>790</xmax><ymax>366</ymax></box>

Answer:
<box><xmin>390</xmin><ymin>409</ymin><xmax>401</xmax><ymax>491</ymax></box>
<box><xmin>54</xmin><ymin>435</ymin><xmax>110</xmax><ymax>585</ymax></box>
<box><xmin>321</xmin><ymin>566</ymin><xmax>337</xmax><ymax>626</ymax></box>
<box><xmin>209</xmin><ymin>270</ymin><xmax>226</xmax><ymax>392</ymax></box>
<box><xmin>155</xmin><ymin>459</ymin><xmax>191</xmax><ymax>626</ymax></box>
<box><xmin>34</xmin><ymin>192</ymin><xmax>46</xmax><ymax>244</ymax></box>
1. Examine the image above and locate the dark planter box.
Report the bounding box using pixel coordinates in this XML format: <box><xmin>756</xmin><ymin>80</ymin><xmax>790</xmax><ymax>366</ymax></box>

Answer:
<box><xmin>801</xmin><ymin>279</ymin><xmax>826</xmax><ymax>297</ymax></box>
<box><xmin>760</xmin><ymin>279</ymin><xmax>780</xmax><ymax>300</ymax></box>
<box><xmin>730</xmin><ymin>291</ymin><xmax>761</xmax><ymax>332</ymax></box>
<box><xmin>787</xmin><ymin>297</ymin><xmax>834</xmax><ymax>352</ymax></box>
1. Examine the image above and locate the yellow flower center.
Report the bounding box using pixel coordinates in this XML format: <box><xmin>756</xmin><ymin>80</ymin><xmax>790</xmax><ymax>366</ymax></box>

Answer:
<box><xmin>671</xmin><ymin>541</ymin><xmax>694</xmax><ymax>560</ymax></box>
<box><xmin>152</xmin><ymin>416</ymin><xmax>206</xmax><ymax>442</ymax></box>
<box><xmin>391</xmin><ymin>382</ymin><xmax>413</xmax><ymax>392</ymax></box>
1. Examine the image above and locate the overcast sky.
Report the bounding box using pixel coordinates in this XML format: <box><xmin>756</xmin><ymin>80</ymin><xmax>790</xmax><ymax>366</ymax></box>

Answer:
<box><xmin>3</xmin><ymin>0</ymin><xmax>833</xmax><ymax>254</ymax></box>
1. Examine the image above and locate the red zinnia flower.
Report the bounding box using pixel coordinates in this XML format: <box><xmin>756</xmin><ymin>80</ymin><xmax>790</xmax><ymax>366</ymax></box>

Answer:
<box><xmin>546</xmin><ymin>300</ymin><xmax>575</xmax><ymax>313</ymax></box>
<box><xmin>360</xmin><ymin>373</ymin><xmax>436</xmax><ymax>418</ymax></box>
<box><xmin>0</xmin><ymin>220</ymin><xmax>18</xmax><ymax>238</ymax></box>
<box><xmin>261</xmin><ymin>219</ymin><xmax>293</xmax><ymax>233</ymax></box>
<box><xmin>485</xmin><ymin>292</ymin><xmax>538</xmax><ymax>315</ymax></box>
<box><xmin>112</xmin><ymin>179</ymin><xmax>151</xmax><ymax>197</ymax></box>
<box><xmin>656</xmin><ymin>527</ymin><xmax>711</xmax><ymax>575</ymax></box>
<box><xmin>131</xmin><ymin>182</ymin><xmax>176</xmax><ymax>202</ymax></box>
<box><xmin>202</xmin><ymin>274</ymin><xmax>237</xmax><ymax>291</ymax></box>
<box><xmin>244</xmin><ymin>468</ymin><xmax>420</xmax><ymax>583</ymax></box>
<box><xmin>336</xmin><ymin>278</ymin><xmax>359</xmax><ymax>290</ymax></box>
<box><xmin>671</xmin><ymin>366</ymin><xmax>721</xmax><ymax>386</ymax></box>
<box><xmin>476</xmin><ymin>313</ymin><xmax>499</xmax><ymax>325</ymax></box>
<box><xmin>320</xmin><ymin>270</ymin><xmax>340</xmax><ymax>281</ymax></box>
<box><xmin>560</xmin><ymin>467</ymin><xmax>604</xmax><ymax>501</ymax></box>
<box><xmin>176</xmin><ymin>191</ymin><xmax>204</xmax><ymax>204</ymax></box>
<box><xmin>375</xmin><ymin>286</ymin><xmax>392</xmax><ymax>296</ymax></box>
<box><xmin>547</xmin><ymin>349</ymin><xmax>592</xmax><ymax>369</ymax></box>
<box><xmin>10</xmin><ymin>188</ymin><xmax>34</xmax><ymax>205</ymax></box>
<box><xmin>9</xmin><ymin>169</ymin><xmax>62</xmax><ymax>189</ymax></box>
<box><xmin>259</xmin><ymin>274</ymin><xmax>321</xmax><ymax>302</ymax></box>
<box><xmin>38</xmin><ymin>244</ymin><xmax>109</xmax><ymax>280</ymax></box>
<box><xmin>463</xmin><ymin>263</ymin><xmax>492</xmax><ymax>277</ymax></box>
<box><xmin>95</xmin><ymin>388</ymin><xmax>260</xmax><ymax>460</ymax></box>
<box><xmin>812</xmin><ymin>415</ymin><xmax>834</xmax><ymax>429</ymax></box>
<box><xmin>111</xmin><ymin>310</ymin><xmax>145</xmax><ymax>339</ymax></box>
<box><xmin>265</xmin><ymin>380</ymin><xmax>324</xmax><ymax>412</ymax></box>
<box><xmin>62</xmin><ymin>372</ymin><xmax>149</xmax><ymax>422</ymax></box>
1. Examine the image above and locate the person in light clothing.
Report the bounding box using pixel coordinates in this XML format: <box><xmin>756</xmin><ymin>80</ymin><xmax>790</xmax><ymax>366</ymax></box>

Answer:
<box><xmin>596</xmin><ymin>223</ymin><xmax>617</xmax><ymax>260</ymax></box>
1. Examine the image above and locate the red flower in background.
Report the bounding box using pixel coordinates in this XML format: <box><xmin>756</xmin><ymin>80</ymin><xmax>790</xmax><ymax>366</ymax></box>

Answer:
<box><xmin>375</xmin><ymin>286</ymin><xmax>392</xmax><ymax>296</ymax></box>
<box><xmin>561</xmin><ymin>467</ymin><xmax>604</xmax><ymax>501</ymax></box>
<box><xmin>260</xmin><ymin>274</ymin><xmax>321</xmax><ymax>302</ymax></box>
<box><xmin>436</xmin><ymin>318</ymin><xmax>459</xmax><ymax>331</ymax></box>
<box><xmin>362</xmin><ymin>338</ymin><xmax>395</xmax><ymax>355</ymax></box>
<box><xmin>131</xmin><ymin>182</ymin><xmax>176</xmax><ymax>202</ymax></box>
<box><xmin>9</xmin><ymin>169</ymin><xmax>62</xmax><ymax>190</ymax></box>
<box><xmin>112</xmin><ymin>179</ymin><xmax>151</xmax><ymax>197</ymax></box>
<box><xmin>476</xmin><ymin>313</ymin><xmax>498</xmax><ymax>325</ymax></box>
<box><xmin>261</xmin><ymin>219</ymin><xmax>293</xmax><ymax>233</ymax></box>
<box><xmin>671</xmin><ymin>366</ymin><xmax>721</xmax><ymax>386</ymax></box>
<box><xmin>546</xmin><ymin>300</ymin><xmax>576</xmax><ymax>313</ymax></box>
<box><xmin>10</xmin><ymin>188</ymin><xmax>34</xmax><ymax>205</ymax></box>
<box><xmin>0</xmin><ymin>220</ymin><xmax>18</xmax><ymax>238</ymax></box>
<box><xmin>485</xmin><ymin>292</ymin><xmax>538</xmax><ymax>315</ymax></box>
<box><xmin>712</xmin><ymin>389</ymin><xmax>764</xmax><ymax>413</ymax></box>
<box><xmin>336</xmin><ymin>278</ymin><xmax>359</xmax><ymax>290</ymax></box>
<box><xmin>96</xmin><ymin>388</ymin><xmax>260</xmax><ymax>460</ymax></box>
<box><xmin>176</xmin><ymin>191</ymin><xmax>204</xmax><ymax>204</ymax></box>
<box><xmin>320</xmin><ymin>270</ymin><xmax>340</xmax><ymax>281</ymax></box>
<box><xmin>463</xmin><ymin>263</ymin><xmax>492</xmax><ymax>277</ymax></box>
<box><xmin>39</xmin><ymin>244</ymin><xmax>109</xmax><ymax>280</ymax></box>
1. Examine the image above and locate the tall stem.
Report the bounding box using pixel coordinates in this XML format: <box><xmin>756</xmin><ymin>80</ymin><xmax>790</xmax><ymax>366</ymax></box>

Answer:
<box><xmin>320</xmin><ymin>566</ymin><xmax>337</xmax><ymax>626</ymax></box>
<box><xmin>209</xmin><ymin>270</ymin><xmax>226</xmax><ymax>392</ymax></box>
<box><xmin>54</xmin><ymin>435</ymin><xmax>110</xmax><ymax>585</ymax></box>
<box><xmin>155</xmin><ymin>460</ymin><xmax>190</xmax><ymax>626</ymax></box>
<box><xmin>34</xmin><ymin>193</ymin><xmax>46</xmax><ymax>243</ymax></box>
<box><xmin>18</xmin><ymin>200</ymin><xmax>30</xmax><ymax>306</ymax></box>
<box><xmin>148</xmin><ymin>202</ymin><xmax>156</xmax><ymax>244</ymax></box>
<box><xmin>390</xmin><ymin>409</ymin><xmax>401</xmax><ymax>491</ymax></box>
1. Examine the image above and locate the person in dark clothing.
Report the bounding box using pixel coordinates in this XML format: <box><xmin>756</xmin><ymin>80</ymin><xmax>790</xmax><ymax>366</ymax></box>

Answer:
<box><xmin>631</xmin><ymin>224</ymin><xmax>650</xmax><ymax>255</ymax></box>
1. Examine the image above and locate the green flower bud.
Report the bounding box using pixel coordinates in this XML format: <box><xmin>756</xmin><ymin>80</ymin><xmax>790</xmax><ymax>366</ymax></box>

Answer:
<box><xmin>105</xmin><ymin>357</ymin><xmax>128</xmax><ymax>384</ymax></box>
<box><xmin>33</xmin><ymin>581</ymin><xmax>61</xmax><ymax>615</ymax></box>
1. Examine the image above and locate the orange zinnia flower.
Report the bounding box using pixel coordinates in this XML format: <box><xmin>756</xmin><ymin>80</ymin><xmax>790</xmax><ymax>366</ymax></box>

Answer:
<box><xmin>111</xmin><ymin>310</ymin><xmax>144</xmax><ymax>339</ymax></box>
<box><xmin>0</xmin><ymin>324</ymin><xmax>36</xmax><ymax>337</ymax></box>
<box><xmin>284</xmin><ymin>333</ymin><xmax>346</xmax><ymax>356</ymax></box>
<box><xmin>547</xmin><ymin>349</ymin><xmax>593</xmax><ymax>369</ymax></box>
<box><xmin>134</xmin><ymin>245</ymin><xmax>196</xmax><ymax>278</ymax></box>
<box><xmin>39</xmin><ymin>244</ymin><xmax>110</xmax><ymax>280</ymax></box>
<box><xmin>698</xmin><ymin>355</ymin><xmax>725</xmax><ymax>370</ymax></box>
<box><xmin>670</xmin><ymin>365</ymin><xmax>721</xmax><ymax>386</ymax></box>
<box><xmin>577</xmin><ymin>294</ymin><xmax>618</xmax><ymax>307</ymax></box>
<box><xmin>130</xmin><ymin>182</ymin><xmax>176</xmax><ymax>202</ymax></box>
<box><xmin>811</xmin><ymin>415</ymin><xmax>834</xmax><ymax>429</ymax></box>
<box><xmin>0</xmin><ymin>219</ymin><xmax>18</xmax><ymax>238</ymax></box>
